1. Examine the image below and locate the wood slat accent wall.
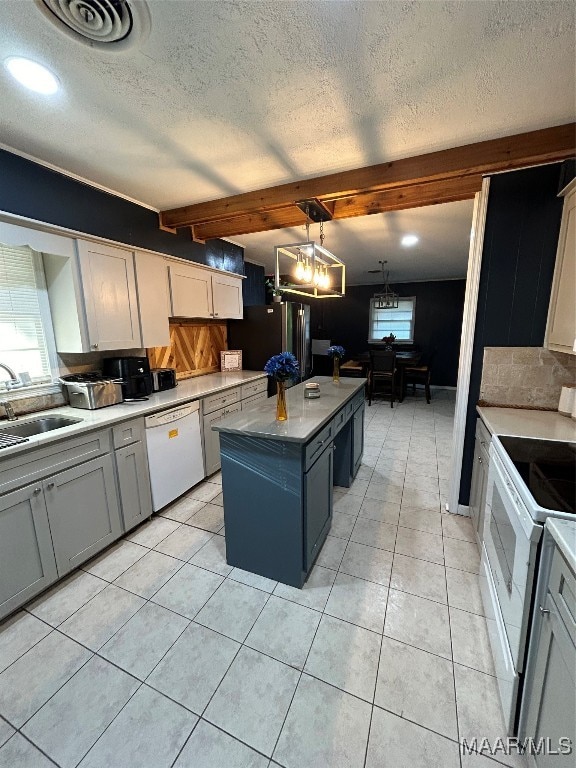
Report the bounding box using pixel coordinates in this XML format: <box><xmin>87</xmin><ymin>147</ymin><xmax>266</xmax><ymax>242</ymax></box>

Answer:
<box><xmin>147</xmin><ymin>320</ymin><xmax>227</xmax><ymax>379</ymax></box>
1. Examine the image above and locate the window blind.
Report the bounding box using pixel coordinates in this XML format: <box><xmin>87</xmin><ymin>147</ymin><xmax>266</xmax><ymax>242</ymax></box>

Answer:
<box><xmin>369</xmin><ymin>297</ymin><xmax>416</xmax><ymax>342</ymax></box>
<box><xmin>0</xmin><ymin>244</ymin><xmax>52</xmax><ymax>384</ymax></box>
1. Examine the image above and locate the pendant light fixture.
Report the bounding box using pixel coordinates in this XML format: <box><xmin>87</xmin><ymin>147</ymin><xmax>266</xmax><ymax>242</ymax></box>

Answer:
<box><xmin>372</xmin><ymin>260</ymin><xmax>399</xmax><ymax>309</ymax></box>
<box><xmin>274</xmin><ymin>200</ymin><xmax>345</xmax><ymax>299</ymax></box>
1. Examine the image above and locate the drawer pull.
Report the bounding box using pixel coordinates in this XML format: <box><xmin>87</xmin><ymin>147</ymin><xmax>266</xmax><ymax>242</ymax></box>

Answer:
<box><xmin>46</xmin><ymin>482</ymin><xmax>55</xmax><ymax>490</ymax></box>
<box><xmin>539</xmin><ymin>606</ymin><xmax>550</xmax><ymax>616</ymax></box>
<box><xmin>33</xmin><ymin>487</ymin><xmax>42</xmax><ymax>496</ymax></box>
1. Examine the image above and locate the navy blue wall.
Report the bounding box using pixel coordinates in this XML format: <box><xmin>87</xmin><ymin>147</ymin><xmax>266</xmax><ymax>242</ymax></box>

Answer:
<box><xmin>459</xmin><ymin>163</ymin><xmax>564</xmax><ymax>505</ymax></box>
<box><xmin>307</xmin><ymin>280</ymin><xmax>466</xmax><ymax>387</ymax></box>
<box><xmin>0</xmin><ymin>148</ymin><xmax>244</xmax><ymax>274</ymax></box>
<box><xmin>243</xmin><ymin>261</ymin><xmax>266</xmax><ymax>306</ymax></box>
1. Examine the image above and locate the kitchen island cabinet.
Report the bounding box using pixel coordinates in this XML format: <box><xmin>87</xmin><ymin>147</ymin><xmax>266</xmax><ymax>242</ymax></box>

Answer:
<box><xmin>213</xmin><ymin>377</ymin><xmax>365</xmax><ymax>587</ymax></box>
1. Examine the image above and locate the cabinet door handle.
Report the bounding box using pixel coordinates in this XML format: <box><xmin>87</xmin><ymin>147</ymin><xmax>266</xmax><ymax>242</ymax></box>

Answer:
<box><xmin>91</xmin><ymin>343</ymin><xmax>99</xmax><ymax>350</ymax></box>
<box><xmin>33</xmin><ymin>487</ymin><xmax>42</xmax><ymax>496</ymax></box>
<box><xmin>539</xmin><ymin>606</ymin><xmax>550</xmax><ymax>616</ymax></box>
<box><xmin>46</xmin><ymin>482</ymin><xmax>55</xmax><ymax>490</ymax></box>
<box><xmin>214</xmin><ymin>312</ymin><xmax>219</xmax><ymax>317</ymax></box>
<box><xmin>478</xmin><ymin>457</ymin><xmax>483</xmax><ymax>464</ymax></box>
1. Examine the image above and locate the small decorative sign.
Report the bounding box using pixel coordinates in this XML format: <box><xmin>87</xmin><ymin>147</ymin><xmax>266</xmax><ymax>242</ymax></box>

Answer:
<box><xmin>221</xmin><ymin>350</ymin><xmax>242</xmax><ymax>371</ymax></box>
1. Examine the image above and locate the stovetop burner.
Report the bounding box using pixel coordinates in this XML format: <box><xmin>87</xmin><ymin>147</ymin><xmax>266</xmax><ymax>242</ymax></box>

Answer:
<box><xmin>499</xmin><ymin>436</ymin><xmax>576</xmax><ymax>515</ymax></box>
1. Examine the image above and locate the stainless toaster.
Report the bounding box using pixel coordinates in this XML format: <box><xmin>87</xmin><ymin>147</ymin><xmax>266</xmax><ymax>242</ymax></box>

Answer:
<box><xmin>151</xmin><ymin>368</ymin><xmax>177</xmax><ymax>392</ymax></box>
<box><xmin>59</xmin><ymin>373</ymin><xmax>123</xmax><ymax>409</ymax></box>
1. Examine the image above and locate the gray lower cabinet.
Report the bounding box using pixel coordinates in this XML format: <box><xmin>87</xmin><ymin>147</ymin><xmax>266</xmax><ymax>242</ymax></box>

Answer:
<box><xmin>45</xmin><ymin>454</ymin><xmax>122</xmax><ymax>576</ymax></box>
<box><xmin>0</xmin><ymin>483</ymin><xmax>58</xmax><ymax>619</ymax></box>
<box><xmin>112</xmin><ymin>417</ymin><xmax>152</xmax><ymax>531</ymax></box>
<box><xmin>520</xmin><ymin>542</ymin><xmax>576</xmax><ymax>767</ymax></box>
<box><xmin>304</xmin><ymin>442</ymin><xmax>333</xmax><ymax>570</ymax></box>
<box><xmin>203</xmin><ymin>402</ymin><xmax>242</xmax><ymax>476</ymax></box>
<box><xmin>469</xmin><ymin>419</ymin><xmax>490</xmax><ymax>550</ymax></box>
<box><xmin>202</xmin><ymin>379</ymin><xmax>268</xmax><ymax>476</ymax></box>
<box><xmin>115</xmin><ymin>440</ymin><xmax>153</xmax><ymax>531</ymax></box>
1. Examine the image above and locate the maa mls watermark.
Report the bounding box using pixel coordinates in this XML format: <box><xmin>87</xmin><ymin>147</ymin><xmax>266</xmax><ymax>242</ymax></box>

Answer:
<box><xmin>461</xmin><ymin>736</ymin><xmax>573</xmax><ymax>757</ymax></box>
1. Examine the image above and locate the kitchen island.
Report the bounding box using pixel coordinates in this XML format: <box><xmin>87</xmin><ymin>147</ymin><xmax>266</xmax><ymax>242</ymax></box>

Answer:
<box><xmin>213</xmin><ymin>376</ymin><xmax>366</xmax><ymax>587</ymax></box>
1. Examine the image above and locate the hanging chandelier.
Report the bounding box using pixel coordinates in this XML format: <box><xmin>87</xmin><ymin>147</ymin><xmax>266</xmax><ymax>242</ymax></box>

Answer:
<box><xmin>372</xmin><ymin>260</ymin><xmax>399</xmax><ymax>309</ymax></box>
<box><xmin>274</xmin><ymin>200</ymin><xmax>345</xmax><ymax>299</ymax></box>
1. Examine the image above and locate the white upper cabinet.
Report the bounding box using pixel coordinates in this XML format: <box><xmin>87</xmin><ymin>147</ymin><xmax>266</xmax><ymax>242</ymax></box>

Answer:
<box><xmin>134</xmin><ymin>251</ymin><xmax>170</xmax><ymax>347</ymax></box>
<box><xmin>77</xmin><ymin>240</ymin><xmax>141</xmax><ymax>351</ymax></box>
<box><xmin>169</xmin><ymin>262</ymin><xmax>212</xmax><ymax>318</ymax></box>
<box><xmin>212</xmin><ymin>272</ymin><xmax>243</xmax><ymax>319</ymax></box>
<box><xmin>546</xmin><ymin>184</ymin><xmax>576</xmax><ymax>355</ymax></box>
<box><xmin>168</xmin><ymin>261</ymin><xmax>243</xmax><ymax>320</ymax></box>
<box><xmin>44</xmin><ymin>240</ymin><xmax>141</xmax><ymax>352</ymax></box>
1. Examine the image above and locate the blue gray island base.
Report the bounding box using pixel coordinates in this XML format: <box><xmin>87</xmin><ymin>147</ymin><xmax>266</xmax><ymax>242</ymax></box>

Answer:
<box><xmin>214</xmin><ymin>378</ymin><xmax>366</xmax><ymax>587</ymax></box>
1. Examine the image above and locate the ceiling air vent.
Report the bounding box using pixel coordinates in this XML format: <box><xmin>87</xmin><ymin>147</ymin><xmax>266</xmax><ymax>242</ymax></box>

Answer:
<box><xmin>36</xmin><ymin>0</ymin><xmax>150</xmax><ymax>51</ymax></box>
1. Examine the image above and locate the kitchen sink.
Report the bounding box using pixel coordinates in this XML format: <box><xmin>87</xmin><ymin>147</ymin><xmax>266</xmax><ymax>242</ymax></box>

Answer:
<box><xmin>0</xmin><ymin>416</ymin><xmax>83</xmax><ymax>438</ymax></box>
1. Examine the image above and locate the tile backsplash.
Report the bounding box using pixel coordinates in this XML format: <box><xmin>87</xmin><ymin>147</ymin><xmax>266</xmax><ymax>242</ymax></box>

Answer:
<box><xmin>480</xmin><ymin>347</ymin><xmax>576</xmax><ymax>409</ymax></box>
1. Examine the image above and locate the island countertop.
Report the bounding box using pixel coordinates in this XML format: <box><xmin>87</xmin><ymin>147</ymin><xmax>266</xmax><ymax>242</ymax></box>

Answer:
<box><xmin>212</xmin><ymin>376</ymin><xmax>366</xmax><ymax>443</ymax></box>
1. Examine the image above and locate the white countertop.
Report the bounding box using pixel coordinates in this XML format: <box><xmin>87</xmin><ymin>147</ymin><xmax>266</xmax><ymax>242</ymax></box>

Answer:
<box><xmin>546</xmin><ymin>518</ymin><xmax>576</xmax><ymax>574</ymax></box>
<box><xmin>477</xmin><ymin>407</ymin><xmax>576</xmax><ymax>442</ymax></box>
<box><xmin>0</xmin><ymin>371</ymin><xmax>267</xmax><ymax>459</ymax></box>
<box><xmin>213</xmin><ymin>376</ymin><xmax>366</xmax><ymax>443</ymax></box>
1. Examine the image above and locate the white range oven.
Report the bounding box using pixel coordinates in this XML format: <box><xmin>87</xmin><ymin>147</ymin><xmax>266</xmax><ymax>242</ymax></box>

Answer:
<box><xmin>480</xmin><ymin>434</ymin><xmax>575</xmax><ymax>734</ymax></box>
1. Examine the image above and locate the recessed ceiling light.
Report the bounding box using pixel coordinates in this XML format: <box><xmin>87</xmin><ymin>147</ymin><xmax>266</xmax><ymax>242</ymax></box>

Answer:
<box><xmin>401</xmin><ymin>234</ymin><xmax>419</xmax><ymax>247</ymax></box>
<box><xmin>4</xmin><ymin>57</ymin><xmax>60</xmax><ymax>95</ymax></box>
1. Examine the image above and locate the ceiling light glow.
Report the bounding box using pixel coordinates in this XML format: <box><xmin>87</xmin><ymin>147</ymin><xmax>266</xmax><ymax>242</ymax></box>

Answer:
<box><xmin>401</xmin><ymin>234</ymin><xmax>419</xmax><ymax>247</ymax></box>
<box><xmin>5</xmin><ymin>57</ymin><xmax>60</xmax><ymax>95</ymax></box>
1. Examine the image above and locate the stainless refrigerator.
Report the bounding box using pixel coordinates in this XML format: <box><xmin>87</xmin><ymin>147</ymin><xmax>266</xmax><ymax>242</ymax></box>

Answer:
<box><xmin>228</xmin><ymin>303</ymin><xmax>312</xmax><ymax>391</ymax></box>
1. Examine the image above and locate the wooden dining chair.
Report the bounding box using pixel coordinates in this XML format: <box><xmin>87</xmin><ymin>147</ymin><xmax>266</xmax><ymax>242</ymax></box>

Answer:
<box><xmin>368</xmin><ymin>350</ymin><xmax>397</xmax><ymax>407</ymax></box>
<box><xmin>404</xmin><ymin>349</ymin><xmax>436</xmax><ymax>404</ymax></box>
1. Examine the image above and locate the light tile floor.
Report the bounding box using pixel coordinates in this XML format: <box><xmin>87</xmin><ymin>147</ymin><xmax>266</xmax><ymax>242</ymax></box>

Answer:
<box><xmin>0</xmin><ymin>391</ymin><xmax>524</xmax><ymax>768</ymax></box>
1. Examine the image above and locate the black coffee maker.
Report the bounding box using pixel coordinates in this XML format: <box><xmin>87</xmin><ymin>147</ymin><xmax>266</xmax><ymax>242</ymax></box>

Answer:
<box><xmin>102</xmin><ymin>357</ymin><xmax>153</xmax><ymax>401</ymax></box>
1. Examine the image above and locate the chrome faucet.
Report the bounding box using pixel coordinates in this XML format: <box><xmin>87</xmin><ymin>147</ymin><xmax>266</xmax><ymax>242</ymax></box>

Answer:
<box><xmin>0</xmin><ymin>362</ymin><xmax>20</xmax><ymax>388</ymax></box>
<box><xmin>0</xmin><ymin>400</ymin><xmax>17</xmax><ymax>421</ymax></box>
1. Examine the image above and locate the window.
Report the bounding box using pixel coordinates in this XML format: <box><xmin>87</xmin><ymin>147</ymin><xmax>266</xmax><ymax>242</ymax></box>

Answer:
<box><xmin>0</xmin><ymin>243</ymin><xmax>57</xmax><ymax>390</ymax></box>
<box><xmin>369</xmin><ymin>297</ymin><xmax>416</xmax><ymax>342</ymax></box>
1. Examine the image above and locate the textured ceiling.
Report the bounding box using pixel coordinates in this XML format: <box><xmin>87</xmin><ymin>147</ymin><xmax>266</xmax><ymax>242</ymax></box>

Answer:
<box><xmin>0</xmin><ymin>1</ymin><xmax>573</xmax><ymax>281</ymax></box>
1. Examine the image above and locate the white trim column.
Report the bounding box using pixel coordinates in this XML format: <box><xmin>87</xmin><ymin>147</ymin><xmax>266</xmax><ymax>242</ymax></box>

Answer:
<box><xmin>448</xmin><ymin>177</ymin><xmax>490</xmax><ymax>515</ymax></box>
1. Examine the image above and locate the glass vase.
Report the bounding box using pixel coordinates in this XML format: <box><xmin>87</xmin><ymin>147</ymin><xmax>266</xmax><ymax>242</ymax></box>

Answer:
<box><xmin>333</xmin><ymin>357</ymin><xmax>340</xmax><ymax>382</ymax></box>
<box><xmin>276</xmin><ymin>380</ymin><xmax>288</xmax><ymax>421</ymax></box>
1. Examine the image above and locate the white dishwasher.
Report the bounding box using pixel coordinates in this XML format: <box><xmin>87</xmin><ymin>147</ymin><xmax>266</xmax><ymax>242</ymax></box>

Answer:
<box><xmin>145</xmin><ymin>402</ymin><xmax>204</xmax><ymax>511</ymax></box>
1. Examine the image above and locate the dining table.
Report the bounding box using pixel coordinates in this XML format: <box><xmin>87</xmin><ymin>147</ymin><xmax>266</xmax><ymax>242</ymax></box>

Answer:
<box><xmin>340</xmin><ymin>349</ymin><xmax>421</xmax><ymax>402</ymax></box>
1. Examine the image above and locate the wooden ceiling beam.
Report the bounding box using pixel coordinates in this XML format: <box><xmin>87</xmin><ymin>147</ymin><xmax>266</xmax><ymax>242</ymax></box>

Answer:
<box><xmin>160</xmin><ymin>123</ymin><xmax>575</xmax><ymax>230</ymax></box>
<box><xmin>194</xmin><ymin>207</ymin><xmax>309</xmax><ymax>240</ymax></box>
<box><xmin>193</xmin><ymin>175</ymin><xmax>483</xmax><ymax>239</ymax></box>
<box><xmin>332</xmin><ymin>175</ymin><xmax>482</xmax><ymax>218</ymax></box>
